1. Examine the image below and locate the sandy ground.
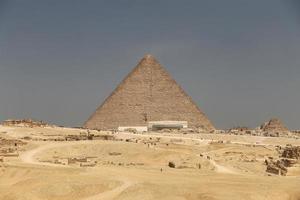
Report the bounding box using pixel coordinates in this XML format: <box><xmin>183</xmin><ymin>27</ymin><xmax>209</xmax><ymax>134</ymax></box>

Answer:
<box><xmin>0</xmin><ymin>125</ymin><xmax>300</xmax><ymax>200</ymax></box>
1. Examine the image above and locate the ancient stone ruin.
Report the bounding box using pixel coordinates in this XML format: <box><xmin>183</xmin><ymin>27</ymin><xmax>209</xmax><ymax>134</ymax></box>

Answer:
<box><xmin>265</xmin><ymin>145</ymin><xmax>300</xmax><ymax>176</ymax></box>
<box><xmin>0</xmin><ymin>137</ymin><xmax>27</xmax><ymax>159</ymax></box>
<box><xmin>84</xmin><ymin>54</ymin><xmax>214</xmax><ymax>131</ymax></box>
<box><xmin>1</xmin><ymin>119</ymin><xmax>48</xmax><ymax>128</ymax></box>
<box><xmin>281</xmin><ymin>145</ymin><xmax>300</xmax><ymax>160</ymax></box>
<box><xmin>265</xmin><ymin>158</ymin><xmax>288</xmax><ymax>176</ymax></box>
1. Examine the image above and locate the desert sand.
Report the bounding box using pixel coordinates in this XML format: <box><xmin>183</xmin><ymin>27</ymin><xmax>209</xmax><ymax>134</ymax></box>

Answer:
<box><xmin>0</xmin><ymin>125</ymin><xmax>300</xmax><ymax>200</ymax></box>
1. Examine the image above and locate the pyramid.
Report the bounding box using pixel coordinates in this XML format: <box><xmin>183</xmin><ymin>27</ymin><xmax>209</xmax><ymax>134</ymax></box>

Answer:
<box><xmin>260</xmin><ymin>118</ymin><xmax>289</xmax><ymax>132</ymax></box>
<box><xmin>84</xmin><ymin>54</ymin><xmax>215</xmax><ymax>131</ymax></box>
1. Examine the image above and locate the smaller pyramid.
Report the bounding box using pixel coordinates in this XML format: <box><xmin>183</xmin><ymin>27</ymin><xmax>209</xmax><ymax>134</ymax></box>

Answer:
<box><xmin>260</xmin><ymin>118</ymin><xmax>289</xmax><ymax>132</ymax></box>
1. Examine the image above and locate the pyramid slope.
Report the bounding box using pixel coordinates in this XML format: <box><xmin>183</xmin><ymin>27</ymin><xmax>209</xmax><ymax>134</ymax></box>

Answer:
<box><xmin>260</xmin><ymin>118</ymin><xmax>289</xmax><ymax>132</ymax></box>
<box><xmin>84</xmin><ymin>54</ymin><xmax>215</xmax><ymax>131</ymax></box>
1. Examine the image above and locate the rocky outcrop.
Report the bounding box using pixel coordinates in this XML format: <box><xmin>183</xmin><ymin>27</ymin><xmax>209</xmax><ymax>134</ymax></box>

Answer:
<box><xmin>168</xmin><ymin>161</ymin><xmax>176</xmax><ymax>168</ymax></box>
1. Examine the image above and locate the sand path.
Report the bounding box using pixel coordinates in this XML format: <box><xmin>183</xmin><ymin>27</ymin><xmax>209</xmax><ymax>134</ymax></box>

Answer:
<box><xmin>19</xmin><ymin>141</ymin><xmax>135</xmax><ymax>200</ymax></box>
<box><xmin>21</xmin><ymin>137</ymin><xmax>240</xmax><ymax>176</ymax></box>
<box><xmin>209</xmin><ymin>159</ymin><xmax>238</xmax><ymax>174</ymax></box>
<box><xmin>19</xmin><ymin>138</ymin><xmax>238</xmax><ymax>199</ymax></box>
<box><xmin>20</xmin><ymin>141</ymin><xmax>86</xmax><ymax>167</ymax></box>
<box><xmin>123</xmin><ymin>132</ymin><xmax>240</xmax><ymax>175</ymax></box>
<box><xmin>83</xmin><ymin>179</ymin><xmax>134</xmax><ymax>200</ymax></box>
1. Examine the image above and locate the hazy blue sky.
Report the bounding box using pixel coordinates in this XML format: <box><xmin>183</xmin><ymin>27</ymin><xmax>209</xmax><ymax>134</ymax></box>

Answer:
<box><xmin>0</xmin><ymin>0</ymin><xmax>300</xmax><ymax>129</ymax></box>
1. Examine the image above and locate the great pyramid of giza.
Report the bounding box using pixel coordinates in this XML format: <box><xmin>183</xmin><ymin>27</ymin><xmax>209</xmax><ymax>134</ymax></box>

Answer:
<box><xmin>84</xmin><ymin>54</ymin><xmax>215</xmax><ymax>131</ymax></box>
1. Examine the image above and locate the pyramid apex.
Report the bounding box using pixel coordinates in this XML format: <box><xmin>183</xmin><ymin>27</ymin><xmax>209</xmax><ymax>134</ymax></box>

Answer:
<box><xmin>139</xmin><ymin>54</ymin><xmax>159</xmax><ymax>66</ymax></box>
<box><xmin>144</xmin><ymin>54</ymin><xmax>155</xmax><ymax>59</ymax></box>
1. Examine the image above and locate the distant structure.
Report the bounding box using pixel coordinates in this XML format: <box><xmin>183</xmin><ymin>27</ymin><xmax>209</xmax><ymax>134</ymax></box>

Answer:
<box><xmin>260</xmin><ymin>118</ymin><xmax>289</xmax><ymax>133</ymax></box>
<box><xmin>1</xmin><ymin>119</ymin><xmax>47</xmax><ymax>128</ymax></box>
<box><xmin>84</xmin><ymin>54</ymin><xmax>215</xmax><ymax>131</ymax></box>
